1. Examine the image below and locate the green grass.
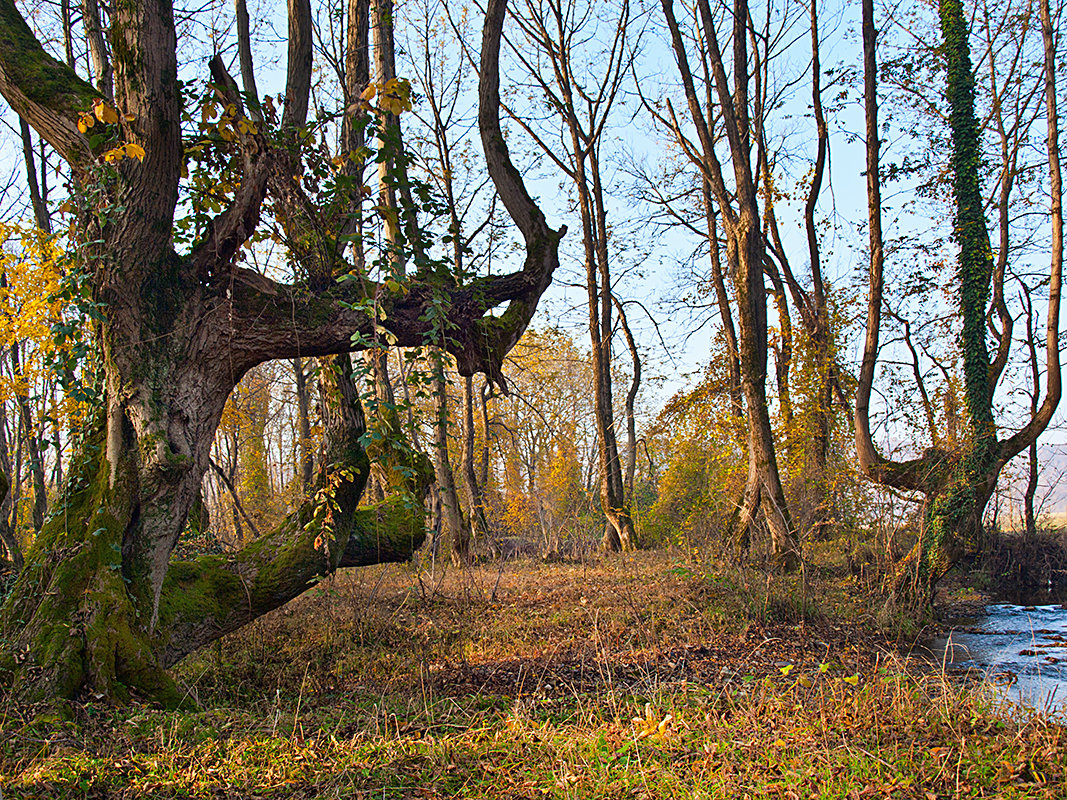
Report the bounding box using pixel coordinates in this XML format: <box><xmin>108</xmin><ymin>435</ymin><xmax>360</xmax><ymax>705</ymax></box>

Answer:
<box><xmin>1</xmin><ymin>551</ymin><xmax>1064</xmax><ymax>798</ymax></box>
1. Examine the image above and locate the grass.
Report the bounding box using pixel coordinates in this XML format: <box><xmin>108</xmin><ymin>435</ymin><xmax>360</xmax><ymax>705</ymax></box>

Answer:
<box><xmin>1</xmin><ymin>550</ymin><xmax>1064</xmax><ymax>798</ymax></box>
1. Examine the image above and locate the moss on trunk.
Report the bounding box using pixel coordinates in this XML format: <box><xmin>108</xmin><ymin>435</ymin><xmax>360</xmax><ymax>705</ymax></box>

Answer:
<box><xmin>1</xmin><ymin>357</ymin><xmax>430</xmax><ymax>706</ymax></box>
<box><xmin>0</xmin><ymin>413</ymin><xmax>182</xmax><ymax>707</ymax></box>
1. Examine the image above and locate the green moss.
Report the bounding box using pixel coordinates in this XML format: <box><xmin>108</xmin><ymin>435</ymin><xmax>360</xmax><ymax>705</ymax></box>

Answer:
<box><xmin>159</xmin><ymin>556</ymin><xmax>246</xmax><ymax>622</ymax></box>
<box><xmin>349</xmin><ymin>496</ymin><xmax>427</xmax><ymax>555</ymax></box>
<box><xmin>0</xmin><ymin>0</ymin><xmax>99</xmax><ymax>115</ymax></box>
<box><xmin>0</xmin><ymin>406</ymin><xmax>180</xmax><ymax>705</ymax></box>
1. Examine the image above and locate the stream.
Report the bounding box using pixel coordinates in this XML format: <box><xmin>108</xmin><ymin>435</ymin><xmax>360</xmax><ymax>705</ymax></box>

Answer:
<box><xmin>924</xmin><ymin>603</ymin><xmax>1067</xmax><ymax>714</ymax></box>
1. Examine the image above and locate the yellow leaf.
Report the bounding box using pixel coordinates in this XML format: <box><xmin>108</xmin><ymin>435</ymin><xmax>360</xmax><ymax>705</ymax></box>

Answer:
<box><xmin>379</xmin><ymin>77</ymin><xmax>413</xmax><ymax>114</ymax></box>
<box><xmin>94</xmin><ymin>100</ymin><xmax>119</xmax><ymax>125</ymax></box>
<box><xmin>123</xmin><ymin>112</ymin><xmax>136</xmax><ymax>122</ymax></box>
<box><xmin>779</xmin><ymin>664</ymin><xmax>794</xmax><ymax>676</ymax></box>
<box><xmin>657</xmin><ymin>714</ymin><xmax>673</xmax><ymax>736</ymax></box>
<box><xmin>631</xmin><ymin>703</ymin><xmax>671</xmax><ymax>741</ymax></box>
<box><xmin>124</xmin><ymin>143</ymin><xmax>146</xmax><ymax>162</ymax></box>
<box><xmin>360</xmin><ymin>84</ymin><xmax>377</xmax><ymax>101</ymax></box>
<box><xmin>796</xmin><ymin>675</ymin><xmax>813</xmax><ymax>688</ymax></box>
<box><xmin>843</xmin><ymin>674</ymin><xmax>860</xmax><ymax>686</ymax></box>
<box><xmin>818</xmin><ymin>663</ymin><xmax>831</xmax><ymax>674</ymax></box>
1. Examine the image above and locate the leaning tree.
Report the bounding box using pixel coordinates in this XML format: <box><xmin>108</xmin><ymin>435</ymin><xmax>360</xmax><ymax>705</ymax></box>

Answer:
<box><xmin>857</xmin><ymin>0</ymin><xmax>1063</xmax><ymax>612</ymax></box>
<box><xmin>0</xmin><ymin>0</ymin><xmax>562</xmax><ymax>705</ymax></box>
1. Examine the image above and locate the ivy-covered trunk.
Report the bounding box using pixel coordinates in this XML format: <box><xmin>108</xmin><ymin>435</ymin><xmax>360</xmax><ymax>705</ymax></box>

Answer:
<box><xmin>888</xmin><ymin>461</ymin><xmax>997</xmax><ymax>614</ymax></box>
<box><xmin>886</xmin><ymin>0</ymin><xmax>999</xmax><ymax>611</ymax></box>
<box><xmin>859</xmin><ymin>0</ymin><xmax>1063</xmax><ymax>615</ymax></box>
<box><xmin>0</xmin><ymin>409</ymin><xmax>185</xmax><ymax>705</ymax></box>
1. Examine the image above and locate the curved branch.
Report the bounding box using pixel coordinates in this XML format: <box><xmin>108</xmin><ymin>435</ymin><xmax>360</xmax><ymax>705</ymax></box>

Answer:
<box><xmin>158</xmin><ymin>353</ymin><xmax>428</xmax><ymax>667</ymax></box>
<box><xmin>476</xmin><ymin>0</ymin><xmax>564</xmax><ymax>388</ymax></box>
<box><xmin>480</xmin><ymin>0</ymin><xmax>558</xmax><ymax>245</ymax></box>
<box><xmin>855</xmin><ymin>0</ymin><xmax>930</xmax><ymax>494</ymax></box>
<box><xmin>218</xmin><ymin>257</ymin><xmax>560</xmax><ymax>381</ymax></box>
<box><xmin>998</xmin><ymin>0</ymin><xmax>1063</xmax><ymax>465</ymax></box>
<box><xmin>158</xmin><ymin>493</ymin><xmax>424</xmax><ymax>667</ymax></box>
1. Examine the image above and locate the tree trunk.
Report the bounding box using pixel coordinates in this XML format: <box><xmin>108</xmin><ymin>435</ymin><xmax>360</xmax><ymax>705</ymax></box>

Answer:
<box><xmin>293</xmin><ymin>357</ymin><xmax>314</xmax><ymax>492</ymax></box>
<box><xmin>702</xmin><ymin>181</ymin><xmax>743</xmax><ymax>424</ymax></box>
<box><xmin>589</xmin><ymin>147</ymin><xmax>638</xmax><ymax>553</ymax></box>
<box><xmin>764</xmin><ymin>259</ymin><xmax>793</xmax><ymax>429</ymax></box>
<box><xmin>430</xmin><ymin>354</ymin><xmax>468</xmax><ymax>564</ymax></box>
<box><xmin>1024</xmin><ymin>289</ymin><xmax>1040</xmax><ymax>537</ymax></box>
<box><xmin>734</xmin><ymin>217</ymin><xmax>800</xmax><ymax>573</ymax></box>
<box><xmin>0</xmin><ymin>0</ymin><xmax>563</xmax><ymax>706</ymax></box>
<box><xmin>460</xmin><ymin>375</ymin><xmax>491</xmax><ymax>544</ymax></box>
<box><xmin>613</xmin><ymin>297</ymin><xmax>640</xmax><ymax>505</ymax></box>
<box><xmin>82</xmin><ymin>0</ymin><xmax>113</xmax><ymax>100</ymax></box>
<box><xmin>9</xmin><ymin>343</ymin><xmax>47</xmax><ymax>535</ymax></box>
<box><xmin>798</xmin><ymin>0</ymin><xmax>835</xmax><ymax>541</ymax></box>
<box><xmin>0</xmin><ymin>471</ymin><xmax>21</xmax><ymax>571</ymax></box>
<box><xmin>0</xmin><ymin>350</ymin><xmax>428</xmax><ymax>705</ymax></box>
<box><xmin>661</xmin><ymin>0</ymin><xmax>798</xmax><ymax>571</ymax></box>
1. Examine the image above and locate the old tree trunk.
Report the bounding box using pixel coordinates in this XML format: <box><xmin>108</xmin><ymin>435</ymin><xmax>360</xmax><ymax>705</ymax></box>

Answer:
<box><xmin>0</xmin><ymin>0</ymin><xmax>560</xmax><ymax>704</ymax></box>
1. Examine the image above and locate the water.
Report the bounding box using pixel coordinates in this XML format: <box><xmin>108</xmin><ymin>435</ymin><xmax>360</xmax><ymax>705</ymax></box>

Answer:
<box><xmin>925</xmin><ymin>603</ymin><xmax>1067</xmax><ymax>713</ymax></box>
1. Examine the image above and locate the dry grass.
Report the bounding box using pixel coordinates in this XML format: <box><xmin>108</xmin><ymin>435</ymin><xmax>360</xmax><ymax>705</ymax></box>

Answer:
<box><xmin>1</xmin><ymin>550</ymin><xmax>1064</xmax><ymax>798</ymax></box>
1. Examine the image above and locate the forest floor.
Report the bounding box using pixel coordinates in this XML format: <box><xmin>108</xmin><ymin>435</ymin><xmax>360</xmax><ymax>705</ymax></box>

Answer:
<box><xmin>1</xmin><ymin>547</ymin><xmax>1064</xmax><ymax>798</ymax></box>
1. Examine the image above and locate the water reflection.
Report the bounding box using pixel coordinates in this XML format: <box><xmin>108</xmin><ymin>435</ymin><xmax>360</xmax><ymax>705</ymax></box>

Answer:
<box><xmin>925</xmin><ymin>604</ymin><xmax>1067</xmax><ymax>713</ymax></box>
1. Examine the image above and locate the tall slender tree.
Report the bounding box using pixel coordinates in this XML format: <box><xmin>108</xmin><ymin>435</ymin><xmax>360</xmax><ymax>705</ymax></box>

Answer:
<box><xmin>660</xmin><ymin>0</ymin><xmax>800</xmax><ymax>570</ymax></box>
<box><xmin>507</xmin><ymin>0</ymin><xmax>639</xmax><ymax>551</ymax></box>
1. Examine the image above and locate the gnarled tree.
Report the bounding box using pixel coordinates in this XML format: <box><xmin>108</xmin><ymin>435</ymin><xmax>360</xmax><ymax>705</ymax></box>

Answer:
<box><xmin>0</xmin><ymin>0</ymin><xmax>562</xmax><ymax>705</ymax></box>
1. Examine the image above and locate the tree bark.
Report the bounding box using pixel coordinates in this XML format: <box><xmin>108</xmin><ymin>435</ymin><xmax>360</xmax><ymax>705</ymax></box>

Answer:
<box><xmin>293</xmin><ymin>357</ymin><xmax>314</xmax><ymax>492</ymax></box>
<box><xmin>0</xmin><ymin>0</ymin><xmax>562</xmax><ymax>703</ymax></box>
<box><xmin>857</xmin><ymin>0</ymin><xmax>1063</xmax><ymax>613</ymax></box>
